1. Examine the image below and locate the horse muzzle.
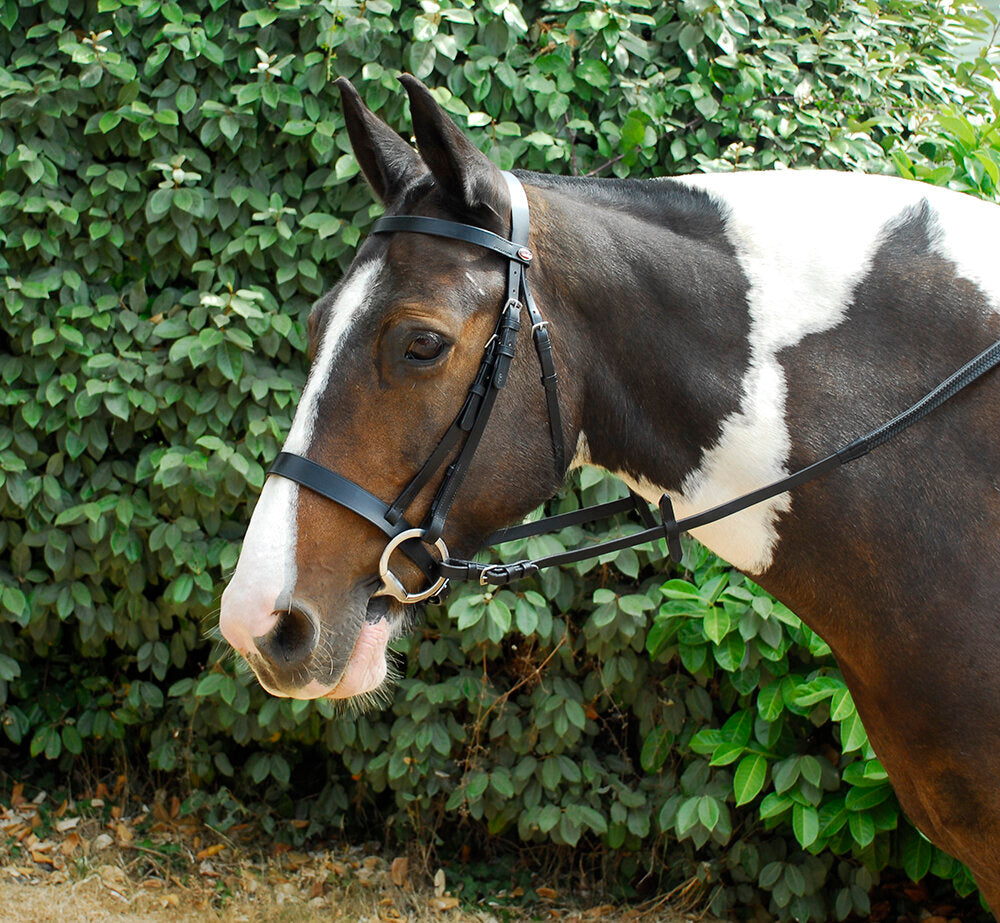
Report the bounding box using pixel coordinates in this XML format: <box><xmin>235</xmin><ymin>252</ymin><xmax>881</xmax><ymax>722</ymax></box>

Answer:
<box><xmin>220</xmin><ymin>583</ymin><xmax>398</xmax><ymax>699</ymax></box>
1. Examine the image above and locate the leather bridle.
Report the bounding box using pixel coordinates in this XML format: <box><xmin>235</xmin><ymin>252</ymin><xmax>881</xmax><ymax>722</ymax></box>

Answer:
<box><xmin>269</xmin><ymin>172</ymin><xmax>565</xmax><ymax>603</ymax></box>
<box><xmin>269</xmin><ymin>171</ymin><xmax>1000</xmax><ymax>604</ymax></box>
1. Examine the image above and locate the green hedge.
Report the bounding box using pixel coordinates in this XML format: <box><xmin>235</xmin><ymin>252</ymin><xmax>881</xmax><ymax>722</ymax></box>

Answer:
<box><xmin>2</xmin><ymin>0</ymin><xmax>998</xmax><ymax>918</ymax></box>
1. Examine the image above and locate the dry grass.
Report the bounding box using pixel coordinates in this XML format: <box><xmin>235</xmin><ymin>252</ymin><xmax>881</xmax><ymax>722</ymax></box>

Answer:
<box><xmin>0</xmin><ymin>783</ymin><xmax>726</xmax><ymax>923</ymax></box>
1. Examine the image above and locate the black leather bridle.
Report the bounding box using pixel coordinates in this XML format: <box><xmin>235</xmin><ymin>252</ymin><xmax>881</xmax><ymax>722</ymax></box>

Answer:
<box><xmin>269</xmin><ymin>171</ymin><xmax>1000</xmax><ymax>603</ymax></box>
<box><xmin>269</xmin><ymin>172</ymin><xmax>565</xmax><ymax>603</ymax></box>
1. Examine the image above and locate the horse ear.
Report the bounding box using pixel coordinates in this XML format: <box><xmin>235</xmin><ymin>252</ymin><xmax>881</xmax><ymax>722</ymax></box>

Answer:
<box><xmin>336</xmin><ymin>78</ymin><xmax>425</xmax><ymax>203</ymax></box>
<box><xmin>398</xmin><ymin>74</ymin><xmax>509</xmax><ymax>222</ymax></box>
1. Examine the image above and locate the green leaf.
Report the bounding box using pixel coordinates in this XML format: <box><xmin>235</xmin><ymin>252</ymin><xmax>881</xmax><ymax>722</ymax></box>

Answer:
<box><xmin>709</xmin><ymin>740</ymin><xmax>744</xmax><ymax>766</ymax></box>
<box><xmin>759</xmin><ymin>792</ymin><xmax>792</xmax><ymax>820</ymax></box>
<box><xmin>99</xmin><ymin>110</ymin><xmax>122</xmax><ymax>133</ymax></box>
<box><xmin>576</xmin><ymin>59</ymin><xmax>611</xmax><ymax>90</ymax></box>
<box><xmin>408</xmin><ymin>42</ymin><xmax>436</xmax><ymax>79</ymax></box>
<box><xmin>845</xmin><ymin>783</ymin><xmax>892</xmax><ymax>811</ymax></box>
<box><xmin>675</xmin><ymin>796</ymin><xmax>700</xmax><ymax>836</ymax></box>
<box><xmin>757</xmin><ymin>681</ymin><xmax>784</xmax><ymax>721</ymax></box>
<box><xmin>838</xmin><ymin>711</ymin><xmax>869</xmax><ymax>752</ymax></box>
<box><xmin>733</xmin><ymin>754</ymin><xmax>767</xmax><ymax>805</ymax></box>
<box><xmin>848</xmin><ymin>810</ymin><xmax>875</xmax><ymax>848</ymax></box>
<box><xmin>661</xmin><ymin>579</ymin><xmax>702</xmax><ymax>600</ymax></box>
<box><xmin>901</xmin><ymin>824</ymin><xmax>933</xmax><ymax>881</ymax></box>
<box><xmin>640</xmin><ymin>726</ymin><xmax>672</xmax><ymax>772</ymax></box>
<box><xmin>490</xmin><ymin>767</ymin><xmax>514</xmax><ymax>798</ymax></box>
<box><xmin>283</xmin><ymin>120</ymin><xmax>314</xmax><ymax>136</ymax></box>
<box><xmin>703</xmin><ymin>607</ymin><xmax>730</xmax><ymax>644</ymax></box>
<box><xmin>466</xmin><ymin>771</ymin><xmax>488</xmax><ymax>799</ymax></box>
<box><xmin>792</xmin><ymin>803</ymin><xmax>819</xmax><ymax>848</ymax></box>
<box><xmin>698</xmin><ymin>795</ymin><xmax>720</xmax><ymax>831</ymax></box>
<box><xmin>62</xmin><ymin>725</ymin><xmax>84</xmax><ymax>755</ymax></box>
<box><xmin>270</xmin><ymin>754</ymin><xmax>290</xmax><ymax>785</ymax></box>
<box><xmin>176</xmin><ymin>85</ymin><xmax>197</xmax><ymax>113</ymax></box>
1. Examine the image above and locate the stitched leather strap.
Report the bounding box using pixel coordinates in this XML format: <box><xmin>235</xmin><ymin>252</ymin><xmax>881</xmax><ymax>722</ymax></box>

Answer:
<box><xmin>371</xmin><ymin>215</ymin><xmax>531</xmax><ymax>264</ymax></box>
<box><xmin>268</xmin><ymin>453</ymin><xmax>439</xmax><ymax>579</ymax></box>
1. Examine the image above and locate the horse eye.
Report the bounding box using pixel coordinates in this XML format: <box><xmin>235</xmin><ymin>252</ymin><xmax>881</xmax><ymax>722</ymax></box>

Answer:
<box><xmin>405</xmin><ymin>332</ymin><xmax>445</xmax><ymax>363</ymax></box>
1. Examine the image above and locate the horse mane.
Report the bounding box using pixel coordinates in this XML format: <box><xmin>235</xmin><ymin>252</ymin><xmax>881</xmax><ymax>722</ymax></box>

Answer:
<box><xmin>513</xmin><ymin>169</ymin><xmax>728</xmax><ymax>241</ymax></box>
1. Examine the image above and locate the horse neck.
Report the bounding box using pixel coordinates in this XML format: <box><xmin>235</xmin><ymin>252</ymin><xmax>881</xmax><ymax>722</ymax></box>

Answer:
<box><xmin>526</xmin><ymin>175</ymin><xmax>754</xmax><ymax>496</ymax></box>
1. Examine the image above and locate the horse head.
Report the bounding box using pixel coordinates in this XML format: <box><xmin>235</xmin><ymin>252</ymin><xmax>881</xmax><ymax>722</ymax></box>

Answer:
<box><xmin>219</xmin><ymin>77</ymin><xmax>576</xmax><ymax>700</ymax></box>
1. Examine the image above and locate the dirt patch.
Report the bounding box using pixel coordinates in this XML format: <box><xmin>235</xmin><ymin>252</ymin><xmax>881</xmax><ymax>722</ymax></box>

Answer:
<box><xmin>0</xmin><ymin>860</ymin><xmax>715</xmax><ymax>923</ymax></box>
<box><xmin>0</xmin><ymin>785</ymin><xmax>720</xmax><ymax>922</ymax></box>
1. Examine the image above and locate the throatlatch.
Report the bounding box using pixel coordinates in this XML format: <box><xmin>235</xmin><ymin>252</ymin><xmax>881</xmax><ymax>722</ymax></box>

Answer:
<box><xmin>268</xmin><ymin>171</ymin><xmax>1000</xmax><ymax>601</ymax></box>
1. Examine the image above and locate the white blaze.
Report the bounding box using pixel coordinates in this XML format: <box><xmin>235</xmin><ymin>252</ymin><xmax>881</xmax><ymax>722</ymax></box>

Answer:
<box><xmin>219</xmin><ymin>260</ymin><xmax>384</xmax><ymax>656</ymax></box>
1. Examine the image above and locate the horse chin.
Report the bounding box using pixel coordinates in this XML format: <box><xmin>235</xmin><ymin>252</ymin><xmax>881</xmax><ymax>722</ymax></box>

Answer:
<box><xmin>320</xmin><ymin>595</ymin><xmax>404</xmax><ymax>701</ymax></box>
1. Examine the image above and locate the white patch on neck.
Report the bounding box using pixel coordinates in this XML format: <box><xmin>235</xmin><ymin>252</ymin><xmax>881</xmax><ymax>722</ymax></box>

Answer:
<box><xmin>630</xmin><ymin>171</ymin><xmax>992</xmax><ymax>574</ymax></box>
<box><xmin>220</xmin><ymin>259</ymin><xmax>384</xmax><ymax>649</ymax></box>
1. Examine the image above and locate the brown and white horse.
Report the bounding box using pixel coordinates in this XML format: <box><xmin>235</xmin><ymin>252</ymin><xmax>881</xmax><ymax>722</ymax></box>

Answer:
<box><xmin>220</xmin><ymin>77</ymin><xmax>1000</xmax><ymax>907</ymax></box>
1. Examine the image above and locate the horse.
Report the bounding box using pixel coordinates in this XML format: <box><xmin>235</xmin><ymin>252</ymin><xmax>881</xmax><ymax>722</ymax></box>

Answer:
<box><xmin>219</xmin><ymin>76</ymin><xmax>1000</xmax><ymax>908</ymax></box>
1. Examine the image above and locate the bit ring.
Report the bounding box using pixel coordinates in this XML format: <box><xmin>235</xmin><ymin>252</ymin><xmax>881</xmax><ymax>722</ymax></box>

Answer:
<box><xmin>375</xmin><ymin>529</ymin><xmax>449</xmax><ymax>604</ymax></box>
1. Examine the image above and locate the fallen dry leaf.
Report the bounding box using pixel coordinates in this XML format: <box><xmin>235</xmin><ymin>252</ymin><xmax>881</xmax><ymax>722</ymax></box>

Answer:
<box><xmin>537</xmin><ymin>886</ymin><xmax>559</xmax><ymax>900</ymax></box>
<box><xmin>390</xmin><ymin>855</ymin><xmax>408</xmax><ymax>887</ymax></box>
<box><xmin>195</xmin><ymin>843</ymin><xmax>225</xmax><ymax>861</ymax></box>
<box><xmin>429</xmin><ymin>895</ymin><xmax>460</xmax><ymax>911</ymax></box>
<box><xmin>61</xmin><ymin>832</ymin><xmax>81</xmax><ymax>855</ymax></box>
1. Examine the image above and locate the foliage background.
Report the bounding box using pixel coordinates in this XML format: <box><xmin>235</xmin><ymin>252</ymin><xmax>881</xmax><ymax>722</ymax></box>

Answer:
<box><xmin>2</xmin><ymin>0</ymin><xmax>999</xmax><ymax>918</ymax></box>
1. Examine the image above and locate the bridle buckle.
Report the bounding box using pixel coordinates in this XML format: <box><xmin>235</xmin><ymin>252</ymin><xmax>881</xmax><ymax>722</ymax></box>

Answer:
<box><xmin>479</xmin><ymin>565</ymin><xmax>500</xmax><ymax>586</ymax></box>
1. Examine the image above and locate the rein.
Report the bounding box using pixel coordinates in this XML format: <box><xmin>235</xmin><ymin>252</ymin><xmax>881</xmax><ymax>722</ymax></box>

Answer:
<box><xmin>269</xmin><ymin>172</ymin><xmax>1000</xmax><ymax>601</ymax></box>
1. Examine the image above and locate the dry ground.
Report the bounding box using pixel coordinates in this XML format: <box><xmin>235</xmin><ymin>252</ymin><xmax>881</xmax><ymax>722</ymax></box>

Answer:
<box><xmin>0</xmin><ymin>783</ymin><xmax>723</xmax><ymax>923</ymax></box>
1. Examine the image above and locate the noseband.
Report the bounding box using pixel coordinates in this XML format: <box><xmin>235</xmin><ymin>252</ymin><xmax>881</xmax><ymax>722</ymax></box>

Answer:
<box><xmin>268</xmin><ymin>173</ymin><xmax>1000</xmax><ymax>604</ymax></box>
<box><xmin>269</xmin><ymin>172</ymin><xmax>565</xmax><ymax>603</ymax></box>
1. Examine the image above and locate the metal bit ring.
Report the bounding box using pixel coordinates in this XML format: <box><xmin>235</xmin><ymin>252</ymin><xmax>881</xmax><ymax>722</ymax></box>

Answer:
<box><xmin>375</xmin><ymin>528</ymin><xmax>449</xmax><ymax>604</ymax></box>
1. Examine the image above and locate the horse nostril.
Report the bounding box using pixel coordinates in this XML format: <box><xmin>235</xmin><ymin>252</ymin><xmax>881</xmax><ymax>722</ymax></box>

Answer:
<box><xmin>254</xmin><ymin>603</ymin><xmax>319</xmax><ymax>666</ymax></box>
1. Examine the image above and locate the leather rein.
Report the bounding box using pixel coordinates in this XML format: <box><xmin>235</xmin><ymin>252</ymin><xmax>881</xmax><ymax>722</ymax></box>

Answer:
<box><xmin>269</xmin><ymin>172</ymin><xmax>1000</xmax><ymax>603</ymax></box>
